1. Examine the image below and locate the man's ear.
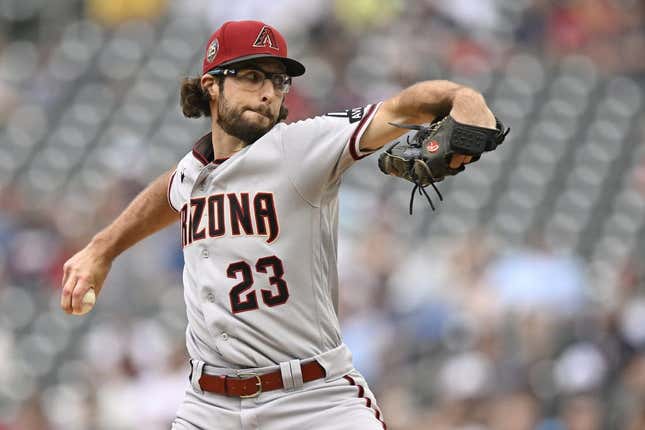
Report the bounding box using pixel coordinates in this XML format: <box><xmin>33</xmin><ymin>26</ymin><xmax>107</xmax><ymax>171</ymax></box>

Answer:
<box><xmin>200</xmin><ymin>74</ymin><xmax>219</xmax><ymax>99</ymax></box>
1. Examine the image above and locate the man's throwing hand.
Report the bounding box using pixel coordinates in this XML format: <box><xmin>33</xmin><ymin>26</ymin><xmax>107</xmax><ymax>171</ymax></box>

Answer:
<box><xmin>60</xmin><ymin>243</ymin><xmax>111</xmax><ymax>315</ymax></box>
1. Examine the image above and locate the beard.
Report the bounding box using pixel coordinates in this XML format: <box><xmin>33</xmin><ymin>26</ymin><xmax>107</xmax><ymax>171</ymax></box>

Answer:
<box><xmin>216</xmin><ymin>92</ymin><xmax>279</xmax><ymax>145</ymax></box>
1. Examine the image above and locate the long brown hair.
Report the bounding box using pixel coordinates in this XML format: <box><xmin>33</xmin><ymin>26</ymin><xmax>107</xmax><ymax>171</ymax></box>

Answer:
<box><xmin>180</xmin><ymin>77</ymin><xmax>212</xmax><ymax>118</ymax></box>
<box><xmin>179</xmin><ymin>76</ymin><xmax>289</xmax><ymax>121</ymax></box>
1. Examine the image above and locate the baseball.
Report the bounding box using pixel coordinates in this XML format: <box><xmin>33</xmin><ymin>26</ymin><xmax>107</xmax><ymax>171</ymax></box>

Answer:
<box><xmin>72</xmin><ymin>288</ymin><xmax>96</xmax><ymax>316</ymax></box>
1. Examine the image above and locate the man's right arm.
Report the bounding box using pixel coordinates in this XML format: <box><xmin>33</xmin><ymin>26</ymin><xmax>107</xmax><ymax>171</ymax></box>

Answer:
<box><xmin>60</xmin><ymin>168</ymin><xmax>179</xmax><ymax>315</ymax></box>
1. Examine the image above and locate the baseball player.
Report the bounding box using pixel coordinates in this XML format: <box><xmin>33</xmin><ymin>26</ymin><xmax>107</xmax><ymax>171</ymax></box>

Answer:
<box><xmin>60</xmin><ymin>20</ymin><xmax>497</xmax><ymax>429</ymax></box>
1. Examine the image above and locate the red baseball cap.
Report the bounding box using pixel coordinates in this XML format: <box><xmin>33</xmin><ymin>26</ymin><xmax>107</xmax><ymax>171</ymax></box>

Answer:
<box><xmin>202</xmin><ymin>20</ymin><xmax>306</xmax><ymax>77</ymax></box>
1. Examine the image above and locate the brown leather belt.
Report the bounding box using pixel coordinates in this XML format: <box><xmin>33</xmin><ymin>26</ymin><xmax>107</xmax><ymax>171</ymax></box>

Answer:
<box><xmin>197</xmin><ymin>361</ymin><xmax>326</xmax><ymax>398</ymax></box>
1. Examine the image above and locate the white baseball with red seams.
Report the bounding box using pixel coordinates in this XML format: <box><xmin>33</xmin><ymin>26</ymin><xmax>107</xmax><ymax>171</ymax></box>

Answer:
<box><xmin>72</xmin><ymin>287</ymin><xmax>96</xmax><ymax>315</ymax></box>
<box><xmin>168</xmin><ymin>103</ymin><xmax>387</xmax><ymax>429</ymax></box>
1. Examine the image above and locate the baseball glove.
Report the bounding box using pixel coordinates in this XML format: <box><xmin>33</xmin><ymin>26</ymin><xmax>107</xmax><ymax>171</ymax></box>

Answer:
<box><xmin>378</xmin><ymin>115</ymin><xmax>509</xmax><ymax>214</ymax></box>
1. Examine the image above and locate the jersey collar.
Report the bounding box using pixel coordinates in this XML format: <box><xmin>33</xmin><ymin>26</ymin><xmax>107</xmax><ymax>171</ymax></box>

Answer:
<box><xmin>192</xmin><ymin>132</ymin><xmax>213</xmax><ymax>165</ymax></box>
<box><xmin>191</xmin><ymin>132</ymin><xmax>230</xmax><ymax>165</ymax></box>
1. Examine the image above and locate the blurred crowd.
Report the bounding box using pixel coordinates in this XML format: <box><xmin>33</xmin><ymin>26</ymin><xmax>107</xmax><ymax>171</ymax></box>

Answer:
<box><xmin>340</xmin><ymin>225</ymin><xmax>645</xmax><ymax>429</ymax></box>
<box><xmin>1</xmin><ymin>0</ymin><xmax>645</xmax><ymax>429</ymax></box>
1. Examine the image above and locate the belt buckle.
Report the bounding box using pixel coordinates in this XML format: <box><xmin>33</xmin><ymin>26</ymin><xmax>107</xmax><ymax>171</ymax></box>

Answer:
<box><xmin>237</xmin><ymin>373</ymin><xmax>262</xmax><ymax>398</ymax></box>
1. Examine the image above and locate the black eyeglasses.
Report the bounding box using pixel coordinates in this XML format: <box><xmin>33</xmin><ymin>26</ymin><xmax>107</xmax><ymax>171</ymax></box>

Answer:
<box><xmin>208</xmin><ymin>67</ymin><xmax>292</xmax><ymax>94</ymax></box>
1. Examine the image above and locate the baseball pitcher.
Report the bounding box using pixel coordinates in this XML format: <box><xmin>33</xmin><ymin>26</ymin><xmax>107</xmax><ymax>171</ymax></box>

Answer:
<box><xmin>60</xmin><ymin>20</ymin><xmax>506</xmax><ymax>430</ymax></box>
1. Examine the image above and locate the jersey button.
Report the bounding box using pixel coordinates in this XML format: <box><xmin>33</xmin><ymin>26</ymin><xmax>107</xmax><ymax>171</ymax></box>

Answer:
<box><xmin>207</xmin><ymin>293</ymin><xmax>216</xmax><ymax>303</ymax></box>
<box><xmin>201</xmin><ymin>248</ymin><xmax>209</xmax><ymax>258</ymax></box>
<box><xmin>221</xmin><ymin>333</ymin><xmax>229</xmax><ymax>341</ymax></box>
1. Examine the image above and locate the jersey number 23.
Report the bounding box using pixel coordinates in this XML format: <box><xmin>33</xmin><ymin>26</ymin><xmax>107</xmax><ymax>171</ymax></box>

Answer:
<box><xmin>227</xmin><ymin>255</ymin><xmax>289</xmax><ymax>313</ymax></box>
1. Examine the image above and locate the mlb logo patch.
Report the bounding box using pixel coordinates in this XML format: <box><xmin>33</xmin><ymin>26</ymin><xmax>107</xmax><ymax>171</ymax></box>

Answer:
<box><xmin>207</xmin><ymin>39</ymin><xmax>219</xmax><ymax>62</ymax></box>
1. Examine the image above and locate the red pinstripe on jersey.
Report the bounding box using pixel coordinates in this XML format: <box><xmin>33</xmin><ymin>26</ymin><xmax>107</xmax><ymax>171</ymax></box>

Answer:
<box><xmin>349</xmin><ymin>103</ymin><xmax>378</xmax><ymax>161</ymax></box>
<box><xmin>343</xmin><ymin>375</ymin><xmax>387</xmax><ymax>429</ymax></box>
<box><xmin>167</xmin><ymin>170</ymin><xmax>178</xmax><ymax>212</ymax></box>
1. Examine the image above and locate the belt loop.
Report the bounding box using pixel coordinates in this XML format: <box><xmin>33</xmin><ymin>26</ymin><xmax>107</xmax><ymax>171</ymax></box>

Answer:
<box><xmin>289</xmin><ymin>359</ymin><xmax>304</xmax><ymax>389</ymax></box>
<box><xmin>190</xmin><ymin>359</ymin><xmax>205</xmax><ymax>395</ymax></box>
<box><xmin>315</xmin><ymin>343</ymin><xmax>354</xmax><ymax>381</ymax></box>
<box><xmin>279</xmin><ymin>361</ymin><xmax>294</xmax><ymax>391</ymax></box>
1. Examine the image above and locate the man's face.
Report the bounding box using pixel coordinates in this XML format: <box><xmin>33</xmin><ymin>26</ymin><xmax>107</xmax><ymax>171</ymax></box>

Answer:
<box><xmin>216</xmin><ymin>59</ymin><xmax>287</xmax><ymax>144</ymax></box>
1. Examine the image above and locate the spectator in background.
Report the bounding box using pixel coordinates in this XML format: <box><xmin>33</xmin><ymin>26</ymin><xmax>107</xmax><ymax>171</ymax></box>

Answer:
<box><xmin>485</xmin><ymin>231</ymin><xmax>588</xmax><ymax>315</ymax></box>
<box><xmin>559</xmin><ymin>394</ymin><xmax>603</xmax><ymax>430</ymax></box>
<box><xmin>488</xmin><ymin>390</ymin><xmax>540</xmax><ymax>430</ymax></box>
<box><xmin>9</xmin><ymin>395</ymin><xmax>51</xmax><ymax>430</ymax></box>
<box><xmin>86</xmin><ymin>0</ymin><xmax>168</xmax><ymax>26</ymax></box>
<box><xmin>608</xmin><ymin>353</ymin><xmax>645</xmax><ymax>429</ymax></box>
<box><xmin>5</xmin><ymin>214</ymin><xmax>61</xmax><ymax>288</ymax></box>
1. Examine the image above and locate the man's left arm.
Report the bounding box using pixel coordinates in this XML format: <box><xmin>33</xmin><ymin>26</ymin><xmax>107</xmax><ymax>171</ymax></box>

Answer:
<box><xmin>360</xmin><ymin>80</ymin><xmax>496</xmax><ymax>169</ymax></box>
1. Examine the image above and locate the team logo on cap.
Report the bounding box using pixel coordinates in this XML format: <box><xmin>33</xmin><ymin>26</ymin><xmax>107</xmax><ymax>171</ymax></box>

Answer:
<box><xmin>207</xmin><ymin>39</ymin><xmax>219</xmax><ymax>62</ymax></box>
<box><xmin>252</xmin><ymin>26</ymin><xmax>279</xmax><ymax>51</ymax></box>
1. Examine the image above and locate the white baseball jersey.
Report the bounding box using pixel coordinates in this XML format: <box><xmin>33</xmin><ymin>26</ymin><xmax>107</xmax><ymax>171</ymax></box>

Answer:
<box><xmin>167</xmin><ymin>103</ymin><xmax>382</xmax><ymax>370</ymax></box>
